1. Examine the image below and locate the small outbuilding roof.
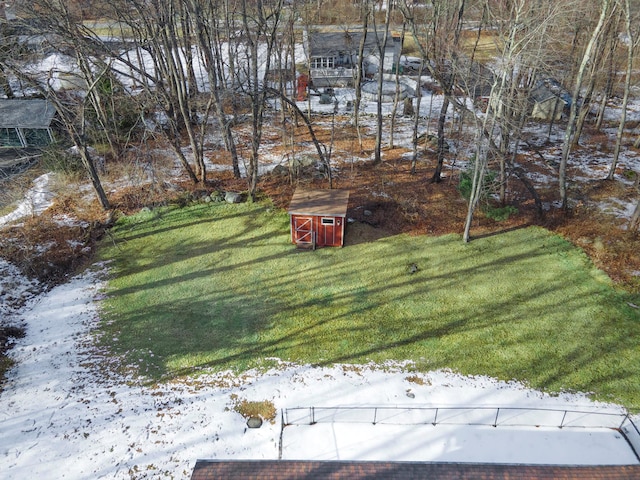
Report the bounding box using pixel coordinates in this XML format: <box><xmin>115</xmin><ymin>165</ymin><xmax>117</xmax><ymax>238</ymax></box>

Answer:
<box><xmin>0</xmin><ymin>99</ymin><xmax>57</xmax><ymax>129</ymax></box>
<box><xmin>530</xmin><ymin>78</ymin><xmax>571</xmax><ymax>105</ymax></box>
<box><xmin>288</xmin><ymin>189</ymin><xmax>350</xmax><ymax>217</ymax></box>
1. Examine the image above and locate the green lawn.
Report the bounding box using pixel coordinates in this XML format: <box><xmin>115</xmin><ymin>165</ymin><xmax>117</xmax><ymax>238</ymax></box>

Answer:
<box><xmin>98</xmin><ymin>201</ymin><xmax>640</xmax><ymax>410</ymax></box>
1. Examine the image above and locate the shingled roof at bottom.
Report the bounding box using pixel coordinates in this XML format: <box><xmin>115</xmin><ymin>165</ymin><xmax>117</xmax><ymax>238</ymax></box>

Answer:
<box><xmin>191</xmin><ymin>460</ymin><xmax>640</xmax><ymax>480</ymax></box>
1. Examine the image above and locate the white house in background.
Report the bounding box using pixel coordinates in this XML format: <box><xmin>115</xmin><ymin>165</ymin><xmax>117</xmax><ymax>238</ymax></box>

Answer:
<box><xmin>305</xmin><ymin>30</ymin><xmax>401</xmax><ymax>88</ymax></box>
<box><xmin>0</xmin><ymin>99</ymin><xmax>56</xmax><ymax>148</ymax></box>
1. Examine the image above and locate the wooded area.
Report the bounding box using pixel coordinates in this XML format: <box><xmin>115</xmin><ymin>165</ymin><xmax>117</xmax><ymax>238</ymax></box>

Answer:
<box><xmin>1</xmin><ymin>0</ymin><xmax>640</xmax><ymax>243</ymax></box>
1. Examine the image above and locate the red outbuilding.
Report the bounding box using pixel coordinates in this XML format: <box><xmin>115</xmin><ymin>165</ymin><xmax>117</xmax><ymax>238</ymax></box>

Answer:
<box><xmin>296</xmin><ymin>73</ymin><xmax>309</xmax><ymax>101</ymax></box>
<box><xmin>288</xmin><ymin>188</ymin><xmax>350</xmax><ymax>248</ymax></box>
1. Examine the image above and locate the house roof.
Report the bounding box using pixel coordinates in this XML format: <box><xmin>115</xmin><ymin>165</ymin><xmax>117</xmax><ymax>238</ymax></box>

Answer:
<box><xmin>308</xmin><ymin>31</ymin><xmax>393</xmax><ymax>57</ymax></box>
<box><xmin>288</xmin><ymin>189</ymin><xmax>350</xmax><ymax>217</ymax></box>
<box><xmin>190</xmin><ymin>460</ymin><xmax>640</xmax><ymax>480</ymax></box>
<box><xmin>0</xmin><ymin>99</ymin><xmax>56</xmax><ymax>129</ymax></box>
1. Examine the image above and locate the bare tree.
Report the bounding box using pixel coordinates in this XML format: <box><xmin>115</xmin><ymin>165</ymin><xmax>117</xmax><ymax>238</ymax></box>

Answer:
<box><xmin>462</xmin><ymin>0</ymin><xmax>567</xmax><ymax>241</ymax></box>
<box><xmin>4</xmin><ymin>0</ymin><xmax>114</xmax><ymax>209</ymax></box>
<box><xmin>353</xmin><ymin>0</ymin><xmax>370</xmax><ymax>152</ymax></box>
<box><xmin>51</xmin><ymin>91</ymin><xmax>112</xmax><ymax>209</ymax></box>
<box><xmin>485</xmin><ymin>0</ymin><xmax>565</xmax><ymax>206</ymax></box>
<box><xmin>399</xmin><ymin>0</ymin><xmax>466</xmax><ymax>183</ymax></box>
<box><xmin>189</xmin><ymin>0</ymin><xmax>242</xmax><ymax>178</ymax></box>
<box><xmin>608</xmin><ymin>0</ymin><xmax>637</xmax><ymax>180</ymax></box>
<box><xmin>5</xmin><ymin>67</ymin><xmax>112</xmax><ymax>210</ymax></box>
<box><xmin>389</xmin><ymin>23</ymin><xmax>406</xmax><ymax>150</ymax></box>
<box><xmin>559</xmin><ymin>0</ymin><xmax>613</xmax><ymax>210</ymax></box>
<box><xmin>371</xmin><ymin>0</ymin><xmax>392</xmax><ymax>164</ymax></box>
<box><xmin>409</xmin><ymin>57</ymin><xmax>425</xmax><ymax>175</ymax></box>
<box><xmin>572</xmin><ymin>7</ymin><xmax>620</xmax><ymax>144</ymax></box>
<box><xmin>239</xmin><ymin>0</ymin><xmax>284</xmax><ymax>201</ymax></box>
<box><xmin>99</xmin><ymin>0</ymin><xmax>219</xmax><ymax>184</ymax></box>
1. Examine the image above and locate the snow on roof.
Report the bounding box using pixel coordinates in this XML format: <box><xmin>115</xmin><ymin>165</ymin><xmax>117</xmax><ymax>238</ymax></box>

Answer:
<box><xmin>0</xmin><ymin>99</ymin><xmax>56</xmax><ymax>129</ymax></box>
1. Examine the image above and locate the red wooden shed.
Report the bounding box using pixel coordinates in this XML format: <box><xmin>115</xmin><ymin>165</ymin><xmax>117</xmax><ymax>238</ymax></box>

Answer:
<box><xmin>288</xmin><ymin>188</ymin><xmax>350</xmax><ymax>248</ymax></box>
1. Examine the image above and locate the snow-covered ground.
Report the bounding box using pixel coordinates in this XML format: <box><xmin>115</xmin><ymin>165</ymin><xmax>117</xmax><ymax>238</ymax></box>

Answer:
<box><xmin>0</xmin><ymin>265</ymin><xmax>638</xmax><ymax>479</ymax></box>
<box><xmin>1</xmin><ymin>95</ymin><xmax>639</xmax><ymax>479</ymax></box>
<box><xmin>2</xmin><ymin>49</ymin><xmax>640</xmax><ymax>480</ymax></box>
<box><xmin>0</xmin><ymin>174</ymin><xmax>55</xmax><ymax>227</ymax></box>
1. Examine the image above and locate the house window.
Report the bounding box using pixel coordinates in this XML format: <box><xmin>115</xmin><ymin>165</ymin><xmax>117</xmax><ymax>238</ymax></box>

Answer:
<box><xmin>24</xmin><ymin>128</ymin><xmax>52</xmax><ymax>147</ymax></box>
<box><xmin>321</xmin><ymin>217</ymin><xmax>335</xmax><ymax>225</ymax></box>
<box><xmin>311</xmin><ymin>57</ymin><xmax>335</xmax><ymax>69</ymax></box>
<box><xmin>337</xmin><ymin>53</ymin><xmax>352</xmax><ymax>67</ymax></box>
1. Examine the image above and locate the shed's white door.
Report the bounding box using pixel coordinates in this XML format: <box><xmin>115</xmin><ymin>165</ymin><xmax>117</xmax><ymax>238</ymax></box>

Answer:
<box><xmin>293</xmin><ymin>216</ymin><xmax>314</xmax><ymax>245</ymax></box>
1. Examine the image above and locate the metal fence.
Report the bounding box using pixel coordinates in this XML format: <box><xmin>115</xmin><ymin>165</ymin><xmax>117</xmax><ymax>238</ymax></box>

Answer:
<box><xmin>282</xmin><ymin>405</ymin><xmax>640</xmax><ymax>461</ymax></box>
<box><xmin>284</xmin><ymin>405</ymin><xmax>629</xmax><ymax>428</ymax></box>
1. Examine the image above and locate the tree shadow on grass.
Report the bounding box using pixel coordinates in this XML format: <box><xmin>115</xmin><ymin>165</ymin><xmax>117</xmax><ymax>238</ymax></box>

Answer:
<box><xmin>100</xmin><ymin>208</ymin><xmax>640</xmax><ymax>409</ymax></box>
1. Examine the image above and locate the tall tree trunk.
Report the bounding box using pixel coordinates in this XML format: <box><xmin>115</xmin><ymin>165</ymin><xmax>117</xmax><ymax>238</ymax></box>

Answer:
<box><xmin>410</xmin><ymin>59</ymin><xmax>424</xmax><ymax>175</ymax></box>
<box><xmin>630</xmin><ymin>198</ymin><xmax>640</xmax><ymax>231</ymax></box>
<box><xmin>190</xmin><ymin>0</ymin><xmax>241</xmax><ymax>178</ymax></box>
<box><xmin>463</xmin><ymin>145</ymin><xmax>488</xmax><ymax>243</ymax></box>
<box><xmin>77</xmin><ymin>142</ymin><xmax>111</xmax><ymax>210</ymax></box>
<box><xmin>373</xmin><ymin>3</ymin><xmax>391</xmax><ymax>164</ymax></box>
<box><xmin>389</xmin><ymin>25</ymin><xmax>406</xmax><ymax>151</ymax></box>
<box><xmin>354</xmin><ymin>10</ymin><xmax>368</xmax><ymax>152</ymax></box>
<box><xmin>242</xmin><ymin>0</ymin><xmax>282</xmax><ymax>201</ymax></box>
<box><xmin>608</xmin><ymin>0</ymin><xmax>634</xmax><ymax>180</ymax></box>
<box><xmin>559</xmin><ymin>0</ymin><xmax>611</xmax><ymax>210</ymax></box>
<box><xmin>431</xmin><ymin>96</ymin><xmax>449</xmax><ymax>183</ymax></box>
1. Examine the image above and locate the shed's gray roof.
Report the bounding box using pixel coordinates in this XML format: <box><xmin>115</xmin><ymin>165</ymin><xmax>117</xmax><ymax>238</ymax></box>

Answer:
<box><xmin>530</xmin><ymin>78</ymin><xmax>571</xmax><ymax>105</ymax></box>
<box><xmin>0</xmin><ymin>99</ymin><xmax>57</xmax><ymax>129</ymax></box>
<box><xmin>530</xmin><ymin>84</ymin><xmax>558</xmax><ymax>104</ymax></box>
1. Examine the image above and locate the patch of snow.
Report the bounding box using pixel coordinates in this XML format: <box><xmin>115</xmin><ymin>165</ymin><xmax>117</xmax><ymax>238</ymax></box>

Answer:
<box><xmin>0</xmin><ymin>259</ymin><xmax>41</xmax><ymax>322</ymax></box>
<box><xmin>542</xmin><ymin>200</ymin><xmax>564</xmax><ymax>211</ymax></box>
<box><xmin>597</xmin><ymin>198</ymin><xmax>638</xmax><ymax>220</ymax></box>
<box><xmin>53</xmin><ymin>215</ymin><xmax>90</xmax><ymax>228</ymax></box>
<box><xmin>0</xmin><ymin>174</ymin><xmax>55</xmax><ymax>227</ymax></box>
<box><xmin>372</xmin><ymin>191</ymin><xmax>392</xmax><ymax>199</ymax></box>
<box><xmin>0</xmin><ymin>267</ymin><xmax>637</xmax><ymax>479</ymax></box>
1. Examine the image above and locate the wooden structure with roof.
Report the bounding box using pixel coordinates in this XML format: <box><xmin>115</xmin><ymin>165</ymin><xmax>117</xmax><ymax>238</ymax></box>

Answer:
<box><xmin>288</xmin><ymin>189</ymin><xmax>350</xmax><ymax>249</ymax></box>
<box><xmin>529</xmin><ymin>78</ymin><xmax>571</xmax><ymax>121</ymax></box>
<box><xmin>0</xmin><ymin>99</ymin><xmax>56</xmax><ymax>148</ymax></box>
